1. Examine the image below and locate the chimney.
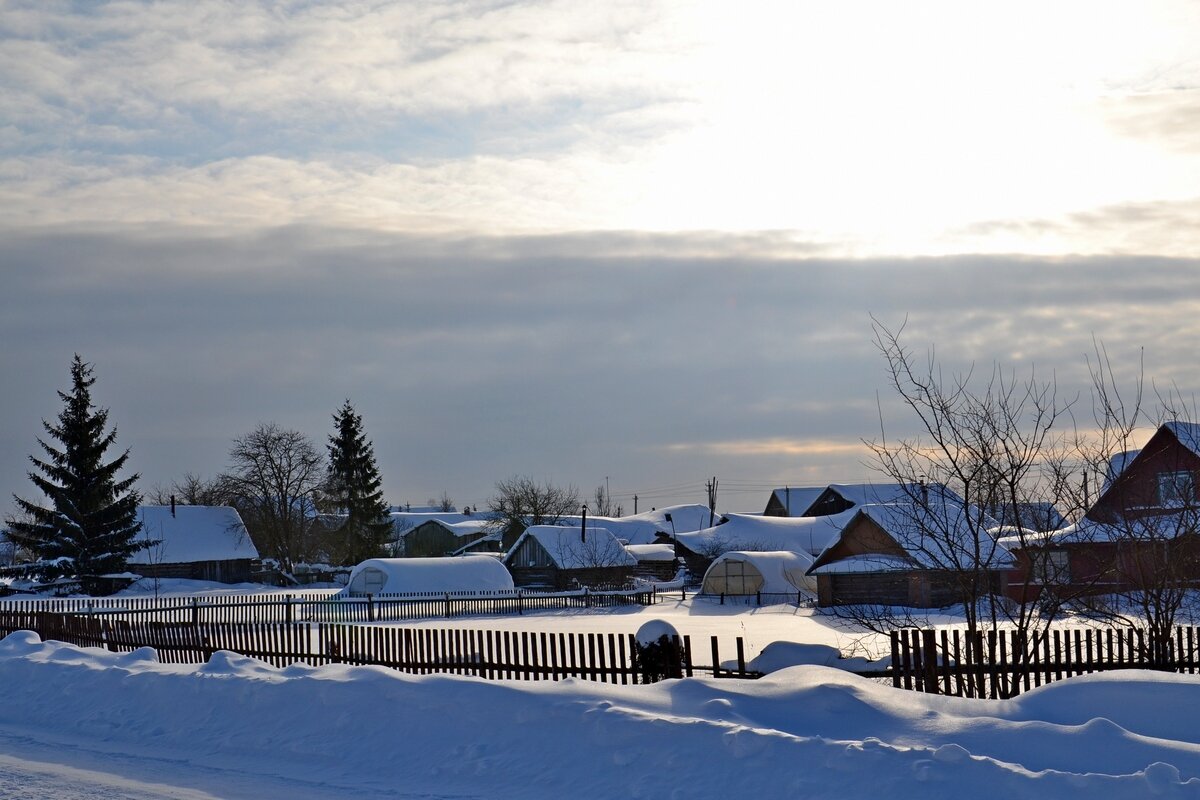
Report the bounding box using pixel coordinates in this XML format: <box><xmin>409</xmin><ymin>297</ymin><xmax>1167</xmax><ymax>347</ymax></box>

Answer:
<box><xmin>581</xmin><ymin>504</ymin><xmax>587</xmax><ymax>542</ymax></box>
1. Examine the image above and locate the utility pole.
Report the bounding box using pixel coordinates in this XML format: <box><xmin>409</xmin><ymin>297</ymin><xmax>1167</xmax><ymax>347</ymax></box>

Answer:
<box><xmin>633</xmin><ymin>494</ymin><xmax>638</xmax><ymax>515</ymax></box>
<box><xmin>705</xmin><ymin>476</ymin><xmax>718</xmax><ymax>528</ymax></box>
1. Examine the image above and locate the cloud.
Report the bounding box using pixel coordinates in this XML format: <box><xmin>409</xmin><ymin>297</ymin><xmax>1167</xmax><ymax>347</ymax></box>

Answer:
<box><xmin>2</xmin><ymin>227</ymin><xmax>1198</xmax><ymax>516</ymax></box>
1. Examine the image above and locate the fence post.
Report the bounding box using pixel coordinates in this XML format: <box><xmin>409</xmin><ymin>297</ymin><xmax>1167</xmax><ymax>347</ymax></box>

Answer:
<box><xmin>756</xmin><ymin>590</ymin><xmax>761</xmax><ymax>606</ymax></box>
<box><xmin>889</xmin><ymin>631</ymin><xmax>901</xmax><ymax>688</ymax></box>
<box><xmin>285</xmin><ymin>594</ymin><xmax>293</xmax><ymax>625</ymax></box>
<box><xmin>191</xmin><ymin>597</ymin><xmax>199</xmax><ymax>627</ymax></box>
<box><xmin>367</xmin><ymin>594</ymin><xmax>375</xmax><ymax>622</ymax></box>
<box><xmin>518</xmin><ymin>590</ymin><xmax>524</xmax><ymax>615</ymax></box>
<box><xmin>720</xmin><ymin>592</ymin><xmax>724</xmax><ymax>605</ymax></box>
<box><xmin>584</xmin><ymin>588</ymin><xmax>591</xmax><ymax>609</ymax></box>
<box><xmin>444</xmin><ymin>593</ymin><xmax>451</xmax><ymax>619</ymax></box>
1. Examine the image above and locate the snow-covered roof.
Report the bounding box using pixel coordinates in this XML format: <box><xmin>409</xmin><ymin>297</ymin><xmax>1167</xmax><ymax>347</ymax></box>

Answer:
<box><xmin>130</xmin><ymin>506</ymin><xmax>258</xmax><ymax>565</ymax></box>
<box><xmin>556</xmin><ymin>515</ymin><xmax>665</xmax><ymax>546</ymax></box>
<box><xmin>810</xmin><ymin>501</ymin><xmax>1013</xmax><ymax>574</ymax></box>
<box><xmin>985</xmin><ymin>502</ymin><xmax>1067</xmax><ymax>532</ymax></box>
<box><xmin>823</xmin><ymin>482</ymin><xmax>962</xmax><ymax>508</ymax></box>
<box><xmin>342</xmin><ymin>556</ymin><xmax>515</xmax><ymax>596</ymax></box>
<box><xmin>624</xmin><ymin>544</ymin><xmax>676</xmax><ymax>562</ymax></box>
<box><xmin>702</xmin><ymin>550</ymin><xmax>816</xmax><ymax>595</ymax></box>
<box><xmin>400</xmin><ymin>518</ymin><xmax>492</xmax><ymax>539</ymax></box>
<box><xmin>674</xmin><ymin>510</ymin><xmax>855</xmax><ymax>558</ymax></box>
<box><xmin>766</xmin><ymin>487</ymin><xmax>825</xmax><ymax>516</ymax></box>
<box><xmin>852</xmin><ymin>503</ymin><xmax>1014</xmax><ymax>569</ymax></box>
<box><xmin>506</xmin><ymin>525</ymin><xmax>637</xmax><ymax>569</ymax></box>
<box><xmin>389</xmin><ymin>511</ymin><xmax>486</xmax><ymax>533</ymax></box>
<box><xmin>1019</xmin><ymin>512</ymin><xmax>1200</xmax><ymax>546</ymax></box>
<box><xmin>624</xmin><ymin>504</ymin><xmax>715</xmax><ymax>533</ymax></box>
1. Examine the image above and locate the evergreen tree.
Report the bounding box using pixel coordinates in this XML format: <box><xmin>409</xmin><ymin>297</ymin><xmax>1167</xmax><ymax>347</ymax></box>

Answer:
<box><xmin>7</xmin><ymin>355</ymin><xmax>146</xmax><ymax>594</ymax></box>
<box><xmin>325</xmin><ymin>401</ymin><xmax>392</xmax><ymax>565</ymax></box>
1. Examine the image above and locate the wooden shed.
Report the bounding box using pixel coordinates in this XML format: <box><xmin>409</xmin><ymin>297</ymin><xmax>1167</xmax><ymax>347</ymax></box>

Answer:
<box><xmin>503</xmin><ymin>525</ymin><xmax>636</xmax><ymax>590</ymax></box>
<box><xmin>130</xmin><ymin>505</ymin><xmax>259</xmax><ymax>584</ymax></box>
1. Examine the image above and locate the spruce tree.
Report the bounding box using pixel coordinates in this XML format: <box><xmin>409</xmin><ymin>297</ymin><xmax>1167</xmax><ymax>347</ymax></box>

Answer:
<box><xmin>8</xmin><ymin>355</ymin><xmax>146</xmax><ymax>594</ymax></box>
<box><xmin>325</xmin><ymin>401</ymin><xmax>392</xmax><ymax>565</ymax></box>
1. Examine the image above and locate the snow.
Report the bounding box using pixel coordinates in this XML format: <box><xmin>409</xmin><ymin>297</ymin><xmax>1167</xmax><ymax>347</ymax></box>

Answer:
<box><xmin>0</xmin><ymin>630</ymin><xmax>1198</xmax><ymax>798</ymax></box>
<box><xmin>342</xmin><ymin>556</ymin><xmax>515</xmax><ymax>596</ymax></box>
<box><xmin>624</xmin><ymin>543</ymin><xmax>676</xmax><ymax>562</ymax></box>
<box><xmin>634</xmin><ymin>618</ymin><xmax>679</xmax><ymax>646</ymax></box>
<box><xmin>1166</xmin><ymin>420</ymin><xmax>1200</xmax><ymax>459</ymax></box>
<box><xmin>507</xmin><ymin>525</ymin><xmax>637</xmax><ymax>569</ymax></box>
<box><xmin>130</xmin><ymin>506</ymin><xmax>258</xmax><ymax>564</ymax></box>
<box><xmin>676</xmin><ymin>511</ymin><xmax>855</xmax><ymax>557</ymax></box>
<box><xmin>835</xmin><ymin>502</ymin><xmax>1014</xmax><ymax>569</ymax></box>
<box><xmin>767</xmin><ymin>486</ymin><xmax>825</xmax><ymax>515</ymax></box>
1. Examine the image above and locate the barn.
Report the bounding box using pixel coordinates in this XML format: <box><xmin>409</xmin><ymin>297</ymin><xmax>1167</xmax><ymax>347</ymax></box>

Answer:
<box><xmin>700</xmin><ymin>551</ymin><xmax>816</xmax><ymax>599</ymax></box>
<box><xmin>503</xmin><ymin>525</ymin><xmax>636</xmax><ymax>590</ymax></box>
<box><xmin>130</xmin><ymin>505</ymin><xmax>259</xmax><ymax>584</ymax></box>
<box><xmin>342</xmin><ymin>556</ymin><xmax>515</xmax><ymax>597</ymax></box>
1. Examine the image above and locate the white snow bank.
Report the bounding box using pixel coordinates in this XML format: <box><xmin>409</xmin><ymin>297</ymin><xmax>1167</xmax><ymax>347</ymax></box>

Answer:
<box><xmin>747</xmin><ymin>641</ymin><xmax>889</xmax><ymax>674</ymax></box>
<box><xmin>0</xmin><ymin>633</ymin><xmax>1198</xmax><ymax>798</ymax></box>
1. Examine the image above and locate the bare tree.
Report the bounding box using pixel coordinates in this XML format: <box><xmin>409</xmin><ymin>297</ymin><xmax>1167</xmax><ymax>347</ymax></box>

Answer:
<box><xmin>854</xmin><ymin>320</ymin><xmax>1124</xmax><ymax>695</ymax></box>
<box><xmin>219</xmin><ymin>423</ymin><xmax>325</xmax><ymax>572</ymax></box>
<box><xmin>146</xmin><ymin>472</ymin><xmax>229</xmax><ymax>506</ymax></box>
<box><xmin>427</xmin><ymin>492</ymin><xmax>455</xmax><ymax>513</ymax></box>
<box><xmin>488</xmin><ymin>475</ymin><xmax>580</xmax><ymax>549</ymax></box>
<box><xmin>592</xmin><ymin>483</ymin><xmax>617</xmax><ymax>517</ymax></box>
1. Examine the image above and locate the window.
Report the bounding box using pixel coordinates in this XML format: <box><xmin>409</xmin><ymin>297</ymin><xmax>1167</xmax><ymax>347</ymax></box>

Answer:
<box><xmin>1157</xmin><ymin>471</ymin><xmax>1196</xmax><ymax>507</ymax></box>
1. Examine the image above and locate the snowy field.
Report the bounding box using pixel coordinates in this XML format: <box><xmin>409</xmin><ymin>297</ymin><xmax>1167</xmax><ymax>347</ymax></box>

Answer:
<box><xmin>0</xmin><ymin>630</ymin><xmax>1198</xmax><ymax>798</ymax></box>
<box><xmin>3</xmin><ymin>580</ymin><xmax>1199</xmax><ymax>797</ymax></box>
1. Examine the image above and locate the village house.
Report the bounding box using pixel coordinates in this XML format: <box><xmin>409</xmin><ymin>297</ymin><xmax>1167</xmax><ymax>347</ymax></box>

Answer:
<box><xmin>131</xmin><ymin>504</ymin><xmax>260</xmax><ymax>584</ymax></box>
<box><xmin>1003</xmin><ymin>421</ymin><xmax>1200</xmax><ymax>598</ymax></box>
<box><xmin>503</xmin><ymin>525</ymin><xmax>636</xmax><ymax>590</ymax></box>
<box><xmin>807</xmin><ymin>501</ymin><xmax>1013</xmax><ymax>608</ymax></box>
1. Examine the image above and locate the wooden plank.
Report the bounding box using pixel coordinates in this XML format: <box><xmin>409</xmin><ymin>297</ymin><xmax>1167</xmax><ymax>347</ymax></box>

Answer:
<box><xmin>921</xmin><ymin>629</ymin><xmax>939</xmax><ymax>694</ymax></box>
<box><xmin>939</xmin><ymin>630</ymin><xmax>952</xmax><ymax>695</ymax></box>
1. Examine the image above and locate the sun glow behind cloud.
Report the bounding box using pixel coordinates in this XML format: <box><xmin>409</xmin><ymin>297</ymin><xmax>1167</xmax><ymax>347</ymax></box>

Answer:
<box><xmin>2</xmin><ymin>0</ymin><xmax>1199</xmax><ymax>255</ymax></box>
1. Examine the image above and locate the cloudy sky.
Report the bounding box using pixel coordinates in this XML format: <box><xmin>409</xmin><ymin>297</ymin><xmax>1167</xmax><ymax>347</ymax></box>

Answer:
<box><xmin>2</xmin><ymin>0</ymin><xmax>1199</xmax><ymax>516</ymax></box>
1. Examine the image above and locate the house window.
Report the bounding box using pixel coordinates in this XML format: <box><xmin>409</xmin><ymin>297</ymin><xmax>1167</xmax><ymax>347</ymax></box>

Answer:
<box><xmin>1157</xmin><ymin>471</ymin><xmax>1196</xmax><ymax>507</ymax></box>
<box><xmin>1035</xmin><ymin>550</ymin><xmax>1069</xmax><ymax>585</ymax></box>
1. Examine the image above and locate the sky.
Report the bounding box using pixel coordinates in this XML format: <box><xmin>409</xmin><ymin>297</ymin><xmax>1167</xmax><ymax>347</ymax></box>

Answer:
<box><xmin>2</xmin><ymin>0</ymin><xmax>1199</xmax><ymax>517</ymax></box>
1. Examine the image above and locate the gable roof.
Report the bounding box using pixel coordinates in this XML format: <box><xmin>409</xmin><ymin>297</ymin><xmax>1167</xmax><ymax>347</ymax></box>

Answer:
<box><xmin>401</xmin><ymin>519</ymin><xmax>492</xmax><ymax>539</ymax></box>
<box><xmin>1164</xmin><ymin>421</ymin><xmax>1200</xmax><ymax>459</ymax></box>
<box><xmin>505</xmin><ymin>525</ymin><xmax>637</xmax><ymax>569</ymax></box>
<box><xmin>765</xmin><ymin>487</ymin><xmax>825</xmax><ymax>516</ymax></box>
<box><xmin>130</xmin><ymin>505</ymin><xmax>259</xmax><ymax>564</ymax></box>
<box><xmin>809</xmin><ymin>501</ymin><xmax>1013</xmax><ymax>574</ymax></box>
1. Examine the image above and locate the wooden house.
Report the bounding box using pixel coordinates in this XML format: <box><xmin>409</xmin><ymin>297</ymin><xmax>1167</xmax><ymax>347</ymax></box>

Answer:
<box><xmin>807</xmin><ymin>502</ymin><xmax>1012</xmax><ymax>608</ymax></box>
<box><xmin>503</xmin><ymin>525</ymin><xmax>636</xmax><ymax>590</ymax></box>
<box><xmin>396</xmin><ymin>519</ymin><xmax>495</xmax><ymax>558</ymax></box>
<box><xmin>130</xmin><ymin>505</ymin><xmax>260</xmax><ymax>584</ymax></box>
<box><xmin>1003</xmin><ymin>421</ymin><xmax>1200</xmax><ymax>598</ymax></box>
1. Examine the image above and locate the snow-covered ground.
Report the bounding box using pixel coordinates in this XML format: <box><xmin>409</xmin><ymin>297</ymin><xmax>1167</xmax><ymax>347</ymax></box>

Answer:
<box><xmin>0</xmin><ymin>631</ymin><xmax>1198</xmax><ymax>798</ymax></box>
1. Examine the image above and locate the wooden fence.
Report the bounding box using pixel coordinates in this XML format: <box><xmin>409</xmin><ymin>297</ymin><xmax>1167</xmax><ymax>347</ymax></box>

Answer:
<box><xmin>0</xmin><ymin>588</ymin><xmax>658</xmax><ymax>625</ymax></box>
<box><xmin>0</xmin><ymin>610</ymin><xmax>760</xmax><ymax>683</ymax></box>
<box><xmin>888</xmin><ymin>625</ymin><xmax>1200</xmax><ymax>699</ymax></box>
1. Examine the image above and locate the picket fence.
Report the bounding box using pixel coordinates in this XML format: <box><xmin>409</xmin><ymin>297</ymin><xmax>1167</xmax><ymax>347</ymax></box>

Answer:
<box><xmin>0</xmin><ymin>587</ymin><xmax>657</xmax><ymax>625</ymax></box>
<box><xmin>888</xmin><ymin>625</ymin><xmax>1200</xmax><ymax>699</ymax></box>
<box><xmin>0</xmin><ymin>610</ymin><xmax>760</xmax><ymax>684</ymax></box>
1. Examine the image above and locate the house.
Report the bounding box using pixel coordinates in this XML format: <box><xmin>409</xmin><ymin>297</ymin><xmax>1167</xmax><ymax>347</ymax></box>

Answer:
<box><xmin>130</xmin><ymin>505</ymin><xmax>260</xmax><ymax>584</ymax></box>
<box><xmin>807</xmin><ymin>501</ymin><xmax>1013</xmax><ymax>608</ymax></box>
<box><xmin>395</xmin><ymin>519</ymin><xmax>496</xmax><ymax>558</ymax></box>
<box><xmin>665</xmin><ymin>510</ymin><xmax>857</xmax><ymax>579</ymax></box>
<box><xmin>1003</xmin><ymin>421</ymin><xmax>1200</xmax><ymax>598</ymax></box>
<box><xmin>802</xmin><ymin>482</ymin><xmax>961</xmax><ymax>517</ymax></box>
<box><xmin>341</xmin><ymin>555</ymin><xmax>515</xmax><ymax>596</ymax></box>
<box><xmin>503</xmin><ymin>525</ymin><xmax>636</xmax><ymax>590</ymax></box>
<box><xmin>700</xmin><ymin>551</ymin><xmax>816</xmax><ymax>599</ymax></box>
<box><xmin>762</xmin><ymin>487</ymin><xmax>825</xmax><ymax>517</ymax></box>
